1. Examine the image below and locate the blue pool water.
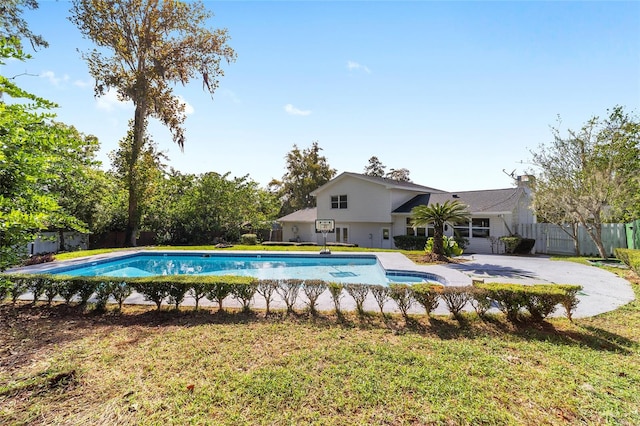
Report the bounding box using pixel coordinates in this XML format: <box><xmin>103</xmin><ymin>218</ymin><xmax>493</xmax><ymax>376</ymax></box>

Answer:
<box><xmin>48</xmin><ymin>252</ymin><xmax>443</xmax><ymax>286</ymax></box>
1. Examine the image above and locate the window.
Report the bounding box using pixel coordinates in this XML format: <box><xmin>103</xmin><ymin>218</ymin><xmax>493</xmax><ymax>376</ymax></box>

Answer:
<box><xmin>331</xmin><ymin>195</ymin><xmax>347</xmax><ymax>209</ymax></box>
<box><xmin>453</xmin><ymin>218</ymin><xmax>490</xmax><ymax>238</ymax></box>
<box><xmin>472</xmin><ymin>218</ymin><xmax>490</xmax><ymax>238</ymax></box>
<box><xmin>453</xmin><ymin>221</ymin><xmax>469</xmax><ymax>238</ymax></box>
<box><xmin>406</xmin><ymin>217</ymin><xmax>434</xmax><ymax>237</ymax></box>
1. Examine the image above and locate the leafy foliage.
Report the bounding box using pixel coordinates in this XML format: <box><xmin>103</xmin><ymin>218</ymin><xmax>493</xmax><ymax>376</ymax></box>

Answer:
<box><xmin>388</xmin><ymin>283</ymin><xmax>414</xmax><ymax>318</ymax></box>
<box><xmin>393</xmin><ymin>235</ymin><xmax>428</xmax><ymax>251</ymax></box>
<box><xmin>344</xmin><ymin>283</ymin><xmax>369</xmax><ymax>315</ymax></box>
<box><xmin>412</xmin><ymin>283</ymin><xmax>442</xmax><ymax>316</ymax></box>
<box><xmin>1</xmin><ymin>38</ymin><xmax>99</xmax><ymax>270</ymax></box>
<box><xmin>70</xmin><ymin>0</ymin><xmax>236</xmax><ymax>246</ymax></box>
<box><xmin>0</xmin><ymin>0</ymin><xmax>48</xmax><ymax>49</ymax></box>
<box><xmin>303</xmin><ymin>279</ymin><xmax>327</xmax><ymax>315</ymax></box>
<box><xmin>531</xmin><ymin>106</ymin><xmax>640</xmax><ymax>258</ymax></box>
<box><xmin>270</xmin><ymin>141</ymin><xmax>336</xmax><ymax>216</ymax></box>
<box><xmin>385</xmin><ymin>168</ymin><xmax>411</xmax><ymax>182</ymax></box>
<box><xmin>363</xmin><ymin>156</ymin><xmax>386</xmax><ymax>177</ymax></box>
<box><xmin>410</xmin><ymin>200</ymin><xmax>470</xmax><ymax>257</ymax></box>
<box><xmin>425</xmin><ymin>235</ymin><xmax>463</xmax><ymax>257</ymax></box>
<box><xmin>616</xmin><ymin>248</ymin><xmax>640</xmax><ymax>275</ymax></box>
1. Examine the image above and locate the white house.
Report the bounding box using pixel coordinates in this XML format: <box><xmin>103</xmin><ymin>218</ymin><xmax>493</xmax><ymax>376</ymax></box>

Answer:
<box><xmin>277</xmin><ymin>172</ymin><xmax>536</xmax><ymax>254</ymax></box>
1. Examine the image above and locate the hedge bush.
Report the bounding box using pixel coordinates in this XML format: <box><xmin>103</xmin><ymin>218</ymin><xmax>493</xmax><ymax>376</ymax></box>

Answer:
<box><xmin>303</xmin><ymin>279</ymin><xmax>327</xmax><ymax>315</ymax></box>
<box><xmin>0</xmin><ymin>274</ymin><xmax>582</xmax><ymax>324</ymax></box>
<box><xmin>389</xmin><ymin>283</ymin><xmax>414</xmax><ymax>318</ymax></box>
<box><xmin>393</xmin><ymin>235</ymin><xmax>428</xmax><ymax>251</ymax></box>
<box><xmin>240</xmin><ymin>233</ymin><xmax>258</xmax><ymax>245</ymax></box>
<box><xmin>328</xmin><ymin>282</ymin><xmax>344</xmax><ymax>314</ymax></box>
<box><xmin>370</xmin><ymin>285</ymin><xmax>390</xmax><ymax>316</ymax></box>
<box><xmin>615</xmin><ymin>248</ymin><xmax>640</xmax><ymax>275</ymax></box>
<box><xmin>475</xmin><ymin>282</ymin><xmax>582</xmax><ymax>323</ymax></box>
<box><xmin>412</xmin><ymin>283</ymin><xmax>442</xmax><ymax>316</ymax></box>
<box><xmin>499</xmin><ymin>235</ymin><xmax>536</xmax><ymax>254</ymax></box>
<box><xmin>345</xmin><ymin>283</ymin><xmax>369</xmax><ymax>315</ymax></box>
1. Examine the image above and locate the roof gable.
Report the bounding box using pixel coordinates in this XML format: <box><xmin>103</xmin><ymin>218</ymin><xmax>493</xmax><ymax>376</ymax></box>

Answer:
<box><xmin>310</xmin><ymin>172</ymin><xmax>445</xmax><ymax>196</ymax></box>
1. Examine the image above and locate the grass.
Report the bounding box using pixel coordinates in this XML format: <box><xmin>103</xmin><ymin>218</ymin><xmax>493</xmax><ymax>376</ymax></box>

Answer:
<box><xmin>1</xmin><ymin>264</ymin><xmax>639</xmax><ymax>425</ymax></box>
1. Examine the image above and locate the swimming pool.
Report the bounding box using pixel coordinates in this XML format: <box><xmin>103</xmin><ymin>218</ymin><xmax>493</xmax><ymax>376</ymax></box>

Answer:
<box><xmin>46</xmin><ymin>252</ymin><xmax>445</xmax><ymax>286</ymax></box>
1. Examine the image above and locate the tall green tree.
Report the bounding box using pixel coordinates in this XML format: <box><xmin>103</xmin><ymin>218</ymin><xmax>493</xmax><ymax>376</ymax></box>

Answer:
<box><xmin>157</xmin><ymin>172</ymin><xmax>278</xmax><ymax>244</ymax></box>
<box><xmin>47</xmin><ymin>124</ymin><xmax>107</xmax><ymax>250</ymax></box>
<box><xmin>531</xmin><ymin>106</ymin><xmax>640</xmax><ymax>258</ymax></box>
<box><xmin>363</xmin><ymin>156</ymin><xmax>386</xmax><ymax>177</ymax></box>
<box><xmin>270</xmin><ymin>141</ymin><xmax>337</xmax><ymax>216</ymax></box>
<box><xmin>70</xmin><ymin>0</ymin><xmax>236</xmax><ymax>246</ymax></box>
<box><xmin>109</xmin><ymin>124</ymin><xmax>167</xmax><ymax>242</ymax></box>
<box><xmin>0</xmin><ymin>38</ymin><xmax>88</xmax><ymax>269</ymax></box>
<box><xmin>410</xmin><ymin>200</ymin><xmax>470</xmax><ymax>257</ymax></box>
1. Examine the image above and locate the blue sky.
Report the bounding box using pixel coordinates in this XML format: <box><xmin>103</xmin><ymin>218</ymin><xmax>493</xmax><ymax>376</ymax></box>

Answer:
<box><xmin>3</xmin><ymin>0</ymin><xmax>639</xmax><ymax>192</ymax></box>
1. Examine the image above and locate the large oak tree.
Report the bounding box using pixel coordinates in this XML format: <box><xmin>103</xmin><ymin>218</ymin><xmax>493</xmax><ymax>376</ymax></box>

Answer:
<box><xmin>70</xmin><ymin>0</ymin><xmax>236</xmax><ymax>246</ymax></box>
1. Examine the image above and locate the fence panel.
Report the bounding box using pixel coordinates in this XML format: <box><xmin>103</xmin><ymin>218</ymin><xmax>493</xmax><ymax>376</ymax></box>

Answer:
<box><xmin>626</xmin><ymin>220</ymin><xmax>640</xmax><ymax>250</ymax></box>
<box><xmin>516</xmin><ymin>223</ymin><xmax>627</xmax><ymax>257</ymax></box>
<box><xmin>28</xmin><ymin>232</ymin><xmax>89</xmax><ymax>255</ymax></box>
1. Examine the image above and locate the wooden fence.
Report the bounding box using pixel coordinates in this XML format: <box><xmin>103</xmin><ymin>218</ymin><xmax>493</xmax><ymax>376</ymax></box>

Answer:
<box><xmin>516</xmin><ymin>223</ymin><xmax>627</xmax><ymax>257</ymax></box>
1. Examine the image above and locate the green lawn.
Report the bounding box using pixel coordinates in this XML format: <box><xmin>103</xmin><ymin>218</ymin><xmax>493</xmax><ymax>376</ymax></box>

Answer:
<box><xmin>2</xmin><ymin>254</ymin><xmax>638</xmax><ymax>425</ymax></box>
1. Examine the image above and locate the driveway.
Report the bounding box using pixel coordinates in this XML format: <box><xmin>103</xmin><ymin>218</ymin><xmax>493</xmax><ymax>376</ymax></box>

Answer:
<box><xmin>402</xmin><ymin>254</ymin><xmax>635</xmax><ymax>318</ymax></box>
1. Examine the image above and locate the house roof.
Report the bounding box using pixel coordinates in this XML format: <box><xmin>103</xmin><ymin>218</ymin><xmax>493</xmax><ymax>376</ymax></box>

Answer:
<box><xmin>309</xmin><ymin>172</ymin><xmax>445</xmax><ymax>196</ymax></box>
<box><xmin>393</xmin><ymin>187</ymin><xmax>525</xmax><ymax>214</ymax></box>
<box><xmin>278</xmin><ymin>207</ymin><xmax>317</xmax><ymax>223</ymax></box>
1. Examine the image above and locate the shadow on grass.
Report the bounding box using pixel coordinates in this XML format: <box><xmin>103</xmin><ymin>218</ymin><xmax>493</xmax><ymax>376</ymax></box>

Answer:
<box><xmin>1</xmin><ymin>299</ymin><xmax>636</xmax><ymax>372</ymax></box>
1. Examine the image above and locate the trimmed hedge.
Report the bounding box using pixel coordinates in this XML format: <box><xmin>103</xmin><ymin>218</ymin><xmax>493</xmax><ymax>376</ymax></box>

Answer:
<box><xmin>615</xmin><ymin>248</ymin><xmax>640</xmax><ymax>275</ymax></box>
<box><xmin>0</xmin><ymin>273</ymin><xmax>582</xmax><ymax>324</ymax></box>
<box><xmin>475</xmin><ymin>282</ymin><xmax>582</xmax><ymax>322</ymax></box>
<box><xmin>412</xmin><ymin>283</ymin><xmax>443</xmax><ymax>316</ymax></box>
<box><xmin>393</xmin><ymin>235</ymin><xmax>428</xmax><ymax>251</ymax></box>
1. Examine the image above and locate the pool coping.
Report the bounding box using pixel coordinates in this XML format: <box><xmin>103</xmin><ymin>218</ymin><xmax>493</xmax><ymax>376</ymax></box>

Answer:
<box><xmin>5</xmin><ymin>249</ymin><xmax>459</xmax><ymax>285</ymax></box>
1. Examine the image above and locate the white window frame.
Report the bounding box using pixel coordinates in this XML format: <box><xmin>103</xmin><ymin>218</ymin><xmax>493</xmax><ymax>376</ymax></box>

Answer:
<box><xmin>331</xmin><ymin>194</ymin><xmax>348</xmax><ymax>209</ymax></box>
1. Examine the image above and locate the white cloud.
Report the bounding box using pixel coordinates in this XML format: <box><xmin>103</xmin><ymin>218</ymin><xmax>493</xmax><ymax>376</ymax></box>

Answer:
<box><xmin>284</xmin><ymin>103</ymin><xmax>311</xmax><ymax>116</ymax></box>
<box><xmin>40</xmin><ymin>70</ymin><xmax>70</xmax><ymax>86</ymax></box>
<box><xmin>96</xmin><ymin>88</ymin><xmax>132</xmax><ymax>112</ymax></box>
<box><xmin>347</xmin><ymin>60</ymin><xmax>371</xmax><ymax>74</ymax></box>
<box><xmin>74</xmin><ymin>79</ymin><xmax>92</xmax><ymax>89</ymax></box>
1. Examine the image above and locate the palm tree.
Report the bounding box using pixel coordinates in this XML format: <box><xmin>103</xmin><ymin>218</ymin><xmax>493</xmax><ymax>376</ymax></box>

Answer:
<box><xmin>410</xmin><ymin>200</ymin><xmax>470</xmax><ymax>257</ymax></box>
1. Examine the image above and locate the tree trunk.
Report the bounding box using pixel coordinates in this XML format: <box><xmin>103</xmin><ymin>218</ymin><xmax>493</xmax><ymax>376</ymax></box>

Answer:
<box><xmin>58</xmin><ymin>229</ymin><xmax>65</xmax><ymax>252</ymax></box>
<box><xmin>125</xmin><ymin>100</ymin><xmax>147</xmax><ymax>247</ymax></box>
<box><xmin>125</xmin><ymin>184</ymin><xmax>138</xmax><ymax>247</ymax></box>
<box><xmin>433</xmin><ymin>223</ymin><xmax>444</xmax><ymax>256</ymax></box>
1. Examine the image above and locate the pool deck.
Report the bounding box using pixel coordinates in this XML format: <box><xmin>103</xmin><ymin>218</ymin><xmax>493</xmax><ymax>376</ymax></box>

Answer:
<box><xmin>6</xmin><ymin>250</ymin><xmax>636</xmax><ymax>318</ymax></box>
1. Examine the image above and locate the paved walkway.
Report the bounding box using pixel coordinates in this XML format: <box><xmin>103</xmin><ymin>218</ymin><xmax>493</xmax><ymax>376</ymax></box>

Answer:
<box><xmin>8</xmin><ymin>251</ymin><xmax>636</xmax><ymax>318</ymax></box>
<box><xmin>378</xmin><ymin>253</ymin><xmax>635</xmax><ymax>318</ymax></box>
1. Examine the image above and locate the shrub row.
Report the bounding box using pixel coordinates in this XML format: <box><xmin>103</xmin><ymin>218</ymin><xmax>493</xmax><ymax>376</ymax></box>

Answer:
<box><xmin>615</xmin><ymin>248</ymin><xmax>640</xmax><ymax>275</ymax></box>
<box><xmin>0</xmin><ymin>274</ymin><xmax>581</xmax><ymax>322</ymax></box>
<box><xmin>392</xmin><ymin>235</ymin><xmax>428</xmax><ymax>251</ymax></box>
<box><xmin>474</xmin><ymin>282</ymin><xmax>582</xmax><ymax>322</ymax></box>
